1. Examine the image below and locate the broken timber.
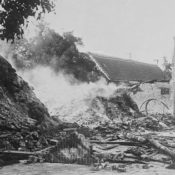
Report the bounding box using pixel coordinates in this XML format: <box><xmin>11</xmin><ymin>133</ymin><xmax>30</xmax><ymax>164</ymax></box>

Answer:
<box><xmin>90</xmin><ymin>140</ymin><xmax>143</xmax><ymax>146</ymax></box>
<box><xmin>0</xmin><ymin>150</ymin><xmax>35</xmax><ymax>161</ymax></box>
<box><xmin>124</xmin><ymin>133</ymin><xmax>175</xmax><ymax>161</ymax></box>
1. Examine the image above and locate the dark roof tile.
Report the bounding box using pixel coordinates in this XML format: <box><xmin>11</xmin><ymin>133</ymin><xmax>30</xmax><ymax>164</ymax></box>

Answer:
<box><xmin>89</xmin><ymin>53</ymin><xmax>164</xmax><ymax>82</ymax></box>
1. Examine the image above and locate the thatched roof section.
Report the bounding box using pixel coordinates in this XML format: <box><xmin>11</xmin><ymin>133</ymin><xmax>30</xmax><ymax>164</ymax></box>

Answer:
<box><xmin>89</xmin><ymin>53</ymin><xmax>164</xmax><ymax>82</ymax></box>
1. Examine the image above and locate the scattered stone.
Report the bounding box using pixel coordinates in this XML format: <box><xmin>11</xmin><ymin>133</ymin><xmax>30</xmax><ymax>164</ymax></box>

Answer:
<box><xmin>142</xmin><ymin>164</ymin><xmax>150</xmax><ymax>169</ymax></box>
<box><xmin>166</xmin><ymin>163</ymin><xmax>175</xmax><ymax>169</ymax></box>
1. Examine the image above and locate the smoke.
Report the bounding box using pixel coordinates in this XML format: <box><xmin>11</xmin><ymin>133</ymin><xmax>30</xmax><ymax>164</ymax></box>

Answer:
<box><xmin>0</xmin><ymin>40</ymin><xmax>13</xmax><ymax>58</ymax></box>
<box><xmin>17</xmin><ymin>66</ymin><xmax>120</xmax><ymax>124</ymax></box>
<box><xmin>0</xmin><ymin>39</ymin><xmax>120</xmax><ymax>124</ymax></box>
<box><xmin>0</xmin><ymin>22</ymin><xmax>122</xmax><ymax>124</ymax></box>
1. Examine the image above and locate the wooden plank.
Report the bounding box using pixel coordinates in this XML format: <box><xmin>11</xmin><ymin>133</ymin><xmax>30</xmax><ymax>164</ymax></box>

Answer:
<box><xmin>0</xmin><ymin>150</ymin><xmax>35</xmax><ymax>155</ymax></box>
<box><xmin>90</xmin><ymin>140</ymin><xmax>143</xmax><ymax>146</ymax></box>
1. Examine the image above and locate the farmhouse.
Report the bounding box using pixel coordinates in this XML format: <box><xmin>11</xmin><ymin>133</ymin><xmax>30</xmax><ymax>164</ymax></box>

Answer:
<box><xmin>88</xmin><ymin>52</ymin><xmax>171</xmax><ymax>114</ymax></box>
<box><xmin>89</xmin><ymin>52</ymin><xmax>165</xmax><ymax>82</ymax></box>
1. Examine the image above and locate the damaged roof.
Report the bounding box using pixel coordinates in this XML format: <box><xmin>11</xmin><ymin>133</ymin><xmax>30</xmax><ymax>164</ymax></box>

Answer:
<box><xmin>89</xmin><ymin>52</ymin><xmax>164</xmax><ymax>82</ymax></box>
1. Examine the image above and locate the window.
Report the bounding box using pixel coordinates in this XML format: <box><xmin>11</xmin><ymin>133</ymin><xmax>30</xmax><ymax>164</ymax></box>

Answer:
<box><xmin>161</xmin><ymin>88</ymin><xmax>170</xmax><ymax>95</ymax></box>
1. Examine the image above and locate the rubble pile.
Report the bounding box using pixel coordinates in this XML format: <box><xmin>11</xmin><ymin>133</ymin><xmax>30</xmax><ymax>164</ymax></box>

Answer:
<box><xmin>0</xmin><ymin>55</ymin><xmax>59</xmax><ymax>165</ymax></box>
<box><xmin>86</xmin><ymin>112</ymin><xmax>175</xmax><ymax>171</ymax></box>
<box><xmin>56</xmin><ymin>113</ymin><xmax>174</xmax><ymax>171</ymax></box>
<box><xmin>0</xmin><ymin>55</ymin><xmax>55</xmax><ymax>127</ymax></box>
<box><xmin>55</xmin><ymin>90</ymin><xmax>140</xmax><ymax>128</ymax></box>
<box><xmin>27</xmin><ymin>113</ymin><xmax>175</xmax><ymax>171</ymax></box>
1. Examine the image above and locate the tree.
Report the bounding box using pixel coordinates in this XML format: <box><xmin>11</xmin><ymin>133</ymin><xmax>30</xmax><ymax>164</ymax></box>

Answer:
<box><xmin>12</xmin><ymin>24</ymin><xmax>82</xmax><ymax>68</ymax></box>
<box><xmin>0</xmin><ymin>0</ymin><xmax>54</xmax><ymax>41</ymax></box>
<box><xmin>11</xmin><ymin>23</ymin><xmax>100</xmax><ymax>82</ymax></box>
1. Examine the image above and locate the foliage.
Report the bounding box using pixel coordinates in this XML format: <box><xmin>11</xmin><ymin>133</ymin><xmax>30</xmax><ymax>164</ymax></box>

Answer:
<box><xmin>11</xmin><ymin>24</ymin><xmax>100</xmax><ymax>82</ymax></box>
<box><xmin>162</xmin><ymin>57</ymin><xmax>172</xmax><ymax>80</ymax></box>
<box><xmin>0</xmin><ymin>0</ymin><xmax>54</xmax><ymax>41</ymax></box>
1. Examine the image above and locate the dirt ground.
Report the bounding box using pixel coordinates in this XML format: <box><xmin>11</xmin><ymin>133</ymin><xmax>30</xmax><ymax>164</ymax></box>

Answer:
<box><xmin>0</xmin><ymin>163</ymin><xmax>174</xmax><ymax>175</ymax></box>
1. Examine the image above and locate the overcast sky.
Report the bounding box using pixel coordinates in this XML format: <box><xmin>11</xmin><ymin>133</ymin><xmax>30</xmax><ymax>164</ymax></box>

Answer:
<box><xmin>45</xmin><ymin>0</ymin><xmax>175</xmax><ymax>64</ymax></box>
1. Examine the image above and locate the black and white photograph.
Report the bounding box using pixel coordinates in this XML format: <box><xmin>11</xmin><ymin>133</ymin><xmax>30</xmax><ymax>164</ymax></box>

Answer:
<box><xmin>0</xmin><ymin>0</ymin><xmax>175</xmax><ymax>174</ymax></box>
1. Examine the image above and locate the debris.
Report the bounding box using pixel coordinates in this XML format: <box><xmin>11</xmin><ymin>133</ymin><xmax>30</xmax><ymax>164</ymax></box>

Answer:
<box><xmin>111</xmin><ymin>164</ymin><xmax>127</xmax><ymax>172</ymax></box>
<box><xmin>142</xmin><ymin>164</ymin><xmax>150</xmax><ymax>169</ymax></box>
<box><xmin>1</xmin><ymin>55</ymin><xmax>175</xmax><ymax>173</ymax></box>
<box><xmin>147</xmin><ymin>138</ymin><xmax>175</xmax><ymax>160</ymax></box>
<box><xmin>166</xmin><ymin>163</ymin><xmax>175</xmax><ymax>169</ymax></box>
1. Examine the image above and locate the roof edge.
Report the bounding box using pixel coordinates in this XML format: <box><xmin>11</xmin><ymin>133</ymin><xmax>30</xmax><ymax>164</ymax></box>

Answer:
<box><xmin>88</xmin><ymin>52</ymin><xmax>160</xmax><ymax>68</ymax></box>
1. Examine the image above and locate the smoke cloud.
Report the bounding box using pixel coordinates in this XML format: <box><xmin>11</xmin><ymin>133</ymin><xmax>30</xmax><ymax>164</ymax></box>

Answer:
<box><xmin>0</xmin><ymin>22</ymin><xmax>122</xmax><ymax>124</ymax></box>
<box><xmin>17</xmin><ymin>66</ymin><xmax>120</xmax><ymax>124</ymax></box>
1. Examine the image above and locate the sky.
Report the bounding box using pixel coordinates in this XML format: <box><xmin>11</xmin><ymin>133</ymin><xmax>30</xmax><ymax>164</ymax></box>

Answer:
<box><xmin>44</xmin><ymin>0</ymin><xmax>175</xmax><ymax>64</ymax></box>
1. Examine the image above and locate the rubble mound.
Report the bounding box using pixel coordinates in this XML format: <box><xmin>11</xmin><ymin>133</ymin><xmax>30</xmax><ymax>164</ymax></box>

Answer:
<box><xmin>0</xmin><ymin>55</ymin><xmax>52</xmax><ymax>126</ymax></box>
<box><xmin>0</xmin><ymin>55</ymin><xmax>57</xmax><ymax>155</ymax></box>
<box><xmin>55</xmin><ymin>91</ymin><xmax>139</xmax><ymax>127</ymax></box>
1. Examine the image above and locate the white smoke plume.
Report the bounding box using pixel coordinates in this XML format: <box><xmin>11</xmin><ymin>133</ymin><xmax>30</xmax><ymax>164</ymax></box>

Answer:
<box><xmin>0</xmin><ymin>40</ymin><xmax>13</xmax><ymax>58</ymax></box>
<box><xmin>0</xmin><ymin>21</ymin><xmax>124</xmax><ymax>124</ymax></box>
<box><xmin>17</xmin><ymin>66</ymin><xmax>120</xmax><ymax>124</ymax></box>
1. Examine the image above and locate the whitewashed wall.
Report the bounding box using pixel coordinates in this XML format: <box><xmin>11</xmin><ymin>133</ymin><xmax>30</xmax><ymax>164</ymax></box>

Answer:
<box><xmin>131</xmin><ymin>82</ymin><xmax>171</xmax><ymax>114</ymax></box>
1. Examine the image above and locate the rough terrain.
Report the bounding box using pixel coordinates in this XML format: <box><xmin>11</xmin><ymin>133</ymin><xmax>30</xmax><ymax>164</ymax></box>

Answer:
<box><xmin>0</xmin><ymin>162</ymin><xmax>174</xmax><ymax>175</ymax></box>
<box><xmin>0</xmin><ymin>55</ymin><xmax>58</xmax><ymax>165</ymax></box>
